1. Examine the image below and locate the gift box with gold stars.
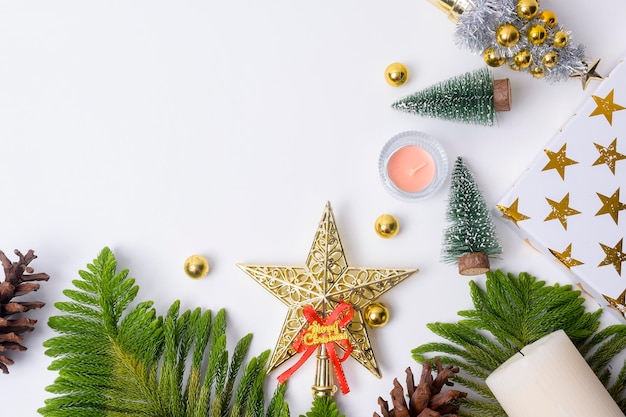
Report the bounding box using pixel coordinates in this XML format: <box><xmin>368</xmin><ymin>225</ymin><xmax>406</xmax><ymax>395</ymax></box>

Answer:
<box><xmin>496</xmin><ymin>58</ymin><xmax>626</xmax><ymax>320</ymax></box>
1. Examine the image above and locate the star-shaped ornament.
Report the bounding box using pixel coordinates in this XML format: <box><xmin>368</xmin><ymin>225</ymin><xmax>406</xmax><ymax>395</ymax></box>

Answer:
<box><xmin>594</xmin><ymin>138</ymin><xmax>626</xmax><ymax>175</ymax></box>
<box><xmin>603</xmin><ymin>289</ymin><xmax>626</xmax><ymax>318</ymax></box>
<box><xmin>596</xmin><ymin>188</ymin><xmax>626</xmax><ymax>224</ymax></box>
<box><xmin>589</xmin><ymin>89</ymin><xmax>626</xmax><ymax>125</ymax></box>
<box><xmin>571</xmin><ymin>59</ymin><xmax>603</xmax><ymax>90</ymax></box>
<box><xmin>549</xmin><ymin>243</ymin><xmax>584</xmax><ymax>269</ymax></box>
<box><xmin>542</xmin><ymin>143</ymin><xmax>578</xmax><ymax>180</ymax></box>
<box><xmin>544</xmin><ymin>193</ymin><xmax>581</xmax><ymax>230</ymax></box>
<box><xmin>598</xmin><ymin>238</ymin><xmax>626</xmax><ymax>276</ymax></box>
<box><xmin>238</xmin><ymin>202</ymin><xmax>419</xmax><ymax>378</ymax></box>
<box><xmin>497</xmin><ymin>198</ymin><xmax>531</xmax><ymax>227</ymax></box>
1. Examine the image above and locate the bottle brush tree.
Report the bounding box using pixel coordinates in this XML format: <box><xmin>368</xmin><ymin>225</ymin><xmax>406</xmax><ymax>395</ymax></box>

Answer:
<box><xmin>39</xmin><ymin>247</ymin><xmax>289</xmax><ymax>417</ymax></box>
<box><xmin>441</xmin><ymin>157</ymin><xmax>502</xmax><ymax>275</ymax></box>
<box><xmin>391</xmin><ymin>67</ymin><xmax>511</xmax><ymax>126</ymax></box>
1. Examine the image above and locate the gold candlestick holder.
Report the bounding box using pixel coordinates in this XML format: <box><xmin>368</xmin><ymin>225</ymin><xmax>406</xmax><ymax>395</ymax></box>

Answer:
<box><xmin>311</xmin><ymin>344</ymin><xmax>337</xmax><ymax>398</ymax></box>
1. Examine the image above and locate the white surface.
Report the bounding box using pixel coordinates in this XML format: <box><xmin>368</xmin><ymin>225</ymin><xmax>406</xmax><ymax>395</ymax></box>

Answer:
<box><xmin>0</xmin><ymin>1</ymin><xmax>625</xmax><ymax>416</ymax></box>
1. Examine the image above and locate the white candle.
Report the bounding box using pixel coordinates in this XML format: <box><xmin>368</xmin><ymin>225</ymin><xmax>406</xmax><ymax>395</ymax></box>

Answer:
<box><xmin>485</xmin><ymin>329</ymin><xmax>624</xmax><ymax>417</ymax></box>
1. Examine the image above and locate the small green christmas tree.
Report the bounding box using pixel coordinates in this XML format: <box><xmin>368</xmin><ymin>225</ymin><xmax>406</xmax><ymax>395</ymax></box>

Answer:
<box><xmin>442</xmin><ymin>157</ymin><xmax>502</xmax><ymax>275</ymax></box>
<box><xmin>391</xmin><ymin>67</ymin><xmax>510</xmax><ymax>126</ymax></box>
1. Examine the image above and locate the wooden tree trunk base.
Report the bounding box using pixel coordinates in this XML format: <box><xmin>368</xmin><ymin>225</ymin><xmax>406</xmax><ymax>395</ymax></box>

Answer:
<box><xmin>493</xmin><ymin>78</ymin><xmax>512</xmax><ymax>112</ymax></box>
<box><xmin>458</xmin><ymin>252</ymin><xmax>490</xmax><ymax>276</ymax></box>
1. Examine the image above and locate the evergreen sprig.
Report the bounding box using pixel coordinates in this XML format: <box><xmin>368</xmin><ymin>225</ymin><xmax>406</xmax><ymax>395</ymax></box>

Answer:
<box><xmin>39</xmin><ymin>247</ymin><xmax>290</xmax><ymax>417</ymax></box>
<box><xmin>299</xmin><ymin>397</ymin><xmax>345</xmax><ymax>417</ymax></box>
<box><xmin>412</xmin><ymin>270</ymin><xmax>626</xmax><ymax>417</ymax></box>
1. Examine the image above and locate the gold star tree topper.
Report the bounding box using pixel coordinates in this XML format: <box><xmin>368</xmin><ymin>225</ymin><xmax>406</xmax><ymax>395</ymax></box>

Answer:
<box><xmin>238</xmin><ymin>202</ymin><xmax>419</xmax><ymax>378</ymax></box>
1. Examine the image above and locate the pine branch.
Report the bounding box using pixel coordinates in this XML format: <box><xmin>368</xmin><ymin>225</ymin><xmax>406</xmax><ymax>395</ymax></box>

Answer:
<box><xmin>411</xmin><ymin>269</ymin><xmax>626</xmax><ymax>415</ymax></box>
<box><xmin>299</xmin><ymin>397</ymin><xmax>344</xmax><ymax>417</ymax></box>
<box><xmin>39</xmin><ymin>247</ymin><xmax>288</xmax><ymax>417</ymax></box>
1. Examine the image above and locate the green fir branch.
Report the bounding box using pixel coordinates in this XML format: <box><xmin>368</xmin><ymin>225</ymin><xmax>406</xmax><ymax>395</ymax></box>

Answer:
<box><xmin>299</xmin><ymin>397</ymin><xmax>345</xmax><ymax>417</ymax></box>
<box><xmin>39</xmin><ymin>247</ymin><xmax>288</xmax><ymax>417</ymax></box>
<box><xmin>411</xmin><ymin>269</ymin><xmax>626</xmax><ymax>417</ymax></box>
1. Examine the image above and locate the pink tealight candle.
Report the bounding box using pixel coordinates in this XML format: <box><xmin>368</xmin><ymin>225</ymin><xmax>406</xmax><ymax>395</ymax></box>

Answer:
<box><xmin>379</xmin><ymin>131</ymin><xmax>448</xmax><ymax>201</ymax></box>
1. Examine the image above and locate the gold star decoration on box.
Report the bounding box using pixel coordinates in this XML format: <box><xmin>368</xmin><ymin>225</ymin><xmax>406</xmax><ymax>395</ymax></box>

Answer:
<box><xmin>589</xmin><ymin>89</ymin><xmax>625</xmax><ymax>125</ymax></box>
<box><xmin>572</xmin><ymin>59</ymin><xmax>603</xmax><ymax>90</ymax></box>
<box><xmin>237</xmin><ymin>202</ymin><xmax>419</xmax><ymax>378</ymax></box>
<box><xmin>497</xmin><ymin>198</ymin><xmax>531</xmax><ymax>227</ymax></box>
<box><xmin>544</xmin><ymin>193</ymin><xmax>581</xmax><ymax>230</ymax></box>
<box><xmin>603</xmin><ymin>289</ymin><xmax>626</xmax><ymax>318</ymax></box>
<box><xmin>593</xmin><ymin>138</ymin><xmax>626</xmax><ymax>175</ymax></box>
<box><xmin>542</xmin><ymin>143</ymin><xmax>578</xmax><ymax>180</ymax></box>
<box><xmin>596</xmin><ymin>188</ymin><xmax>626</xmax><ymax>224</ymax></box>
<box><xmin>549</xmin><ymin>243</ymin><xmax>584</xmax><ymax>269</ymax></box>
<box><xmin>598</xmin><ymin>238</ymin><xmax>626</xmax><ymax>276</ymax></box>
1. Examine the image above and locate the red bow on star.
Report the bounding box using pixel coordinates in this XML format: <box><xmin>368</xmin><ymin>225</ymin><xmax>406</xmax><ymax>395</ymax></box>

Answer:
<box><xmin>277</xmin><ymin>302</ymin><xmax>354</xmax><ymax>395</ymax></box>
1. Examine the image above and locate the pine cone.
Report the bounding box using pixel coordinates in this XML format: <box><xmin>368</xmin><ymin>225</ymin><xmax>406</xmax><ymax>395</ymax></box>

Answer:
<box><xmin>374</xmin><ymin>358</ymin><xmax>467</xmax><ymax>417</ymax></box>
<box><xmin>0</xmin><ymin>249</ymin><xmax>49</xmax><ymax>374</ymax></box>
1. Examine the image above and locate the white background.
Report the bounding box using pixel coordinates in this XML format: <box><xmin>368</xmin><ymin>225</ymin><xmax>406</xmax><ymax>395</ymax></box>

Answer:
<box><xmin>1</xmin><ymin>1</ymin><xmax>625</xmax><ymax>416</ymax></box>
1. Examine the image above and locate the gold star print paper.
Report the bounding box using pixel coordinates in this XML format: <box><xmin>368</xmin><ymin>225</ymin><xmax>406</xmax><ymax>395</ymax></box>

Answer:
<box><xmin>497</xmin><ymin>198</ymin><xmax>531</xmax><ymax>226</ymax></box>
<box><xmin>544</xmin><ymin>193</ymin><xmax>581</xmax><ymax>230</ymax></box>
<box><xmin>549</xmin><ymin>243</ymin><xmax>584</xmax><ymax>269</ymax></box>
<box><xmin>542</xmin><ymin>143</ymin><xmax>578</xmax><ymax>180</ymax></box>
<box><xmin>603</xmin><ymin>290</ymin><xmax>626</xmax><ymax>318</ymax></box>
<box><xmin>598</xmin><ymin>238</ymin><xmax>626</xmax><ymax>276</ymax></box>
<box><xmin>596</xmin><ymin>188</ymin><xmax>626</xmax><ymax>224</ymax></box>
<box><xmin>589</xmin><ymin>89</ymin><xmax>625</xmax><ymax>125</ymax></box>
<box><xmin>593</xmin><ymin>138</ymin><xmax>626</xmax><ymax>174</ymax></box>
<box><xmin>237</xmin><ymin>202</ymin><xmax>418</xmax><ymax>378</ymax></box>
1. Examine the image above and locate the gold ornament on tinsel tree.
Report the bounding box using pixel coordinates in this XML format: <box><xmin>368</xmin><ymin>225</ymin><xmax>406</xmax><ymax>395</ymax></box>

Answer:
<box><xmin>238</xmin><ymin>202</ymin><xmax>418</xmax><ymax>396</ymax></box>
<box><xmin>428</xmin><ymin>0</ymin><xmax>603</xmax><ymax>88</ymax></box>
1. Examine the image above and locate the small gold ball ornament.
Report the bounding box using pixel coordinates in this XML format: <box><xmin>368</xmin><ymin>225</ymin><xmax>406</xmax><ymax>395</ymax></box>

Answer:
<box><xmin>530</xmin><ymin>65</ymin><xmax>545</xmax><ymax>78</ymax></box>
<box><xmin>542</xmin><ymin>51</ymin><xmax>559</xmax><ymax>68</ymax></box>
<box><xmin>184</xmin><ymin>255</ymin><xmax>210</xmax><ymax>279</ymax></box>
<box><xmin>375</xmin><ymin>214</ymin><xmax>399</xmax><ymax>239</ymax></box>
<box><xmin>553</xmin><ymin>31</ymin><xmax>569</xmax><ymax>48</ymax></box>
<box><xmin>496</xmin><ymin>24</ymin><xmax>520</xmax><ymax>48</ymax></box>
<box><xmin>363</xmin><ymin>302</ymin><xmax>390</xmax><ymax>328</ymax></box>
<box><xmin>538</xmin><ymin>10</ymin><xmax>558</xmax><ymax>28</ymax></box>
<box><xmin>483</xmin><ymin>47</ymin><xmax>505</xmax><ymax>67</ymax></box>
<box><xmin>516</xmin><ymin>0</ymin><xmax>539</xmax><ymax>19</ymax></box>
<box><xmin>385</xmin><ymin>62</ymin><xmax>409</xmax><ymax>87</ymax></box>
<box><xmin>513</xmin><ymin>49</ymin><xmax>533</xmax><ymax>69</ymax></box>
<box><xmin>528</xmin><ymin>25</ymin><xmax>547</xmax><ymax>45</ymax></box>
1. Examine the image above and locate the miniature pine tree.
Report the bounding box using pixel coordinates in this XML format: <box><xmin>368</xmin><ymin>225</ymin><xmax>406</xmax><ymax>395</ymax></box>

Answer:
<box><xmin>441</xmin><ymin>157</ymin><xmax>502</xmax><ymax>275</ymax></box>
<box><xmin>391</xmin><ymin>67</ymin><xmax>510</xmax><ymax>126</ymax></box>
<box><xmin>411</xmin><ymin>270</ymin><xmax>626</xmax><ymax>416</ymax></box>
<box><xmin>39</xmin><ymin>247</ymin><xmax>290</xmax><ymax>417</ymax></box>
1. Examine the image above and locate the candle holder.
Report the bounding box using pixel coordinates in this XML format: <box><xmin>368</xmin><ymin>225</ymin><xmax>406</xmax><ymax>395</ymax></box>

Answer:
<box><xmin>379</xmin><ymin>131</ymin><xmax>449</xmax><ymax>201</ymax></box>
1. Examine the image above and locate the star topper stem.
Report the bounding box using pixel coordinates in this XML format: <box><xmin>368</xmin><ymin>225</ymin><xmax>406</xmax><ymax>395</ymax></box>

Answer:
<box><xmin>311</xmin><ymin>344</ymin><xmax>337</xmax><ymax>398</ymax></box>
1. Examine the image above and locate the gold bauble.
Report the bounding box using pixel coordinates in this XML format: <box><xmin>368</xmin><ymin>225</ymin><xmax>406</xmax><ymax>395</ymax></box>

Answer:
<box><xmin>385</xmin><ymin>62</ymin><xmax>409</xmax><ymax>87</ymax></box>
<box><xmin>363</xmin><ymin>302</ymin><xmax>390</xmax><ymax>328</ymax></box>
<box><xmin>513</xmin><ymin>49</ymin><xmax>533</xmax><ymax>69</ymax></box>
<box><xmin>516</xmin><ymin>0</ymin><xmax>539</xmax><ymax>19</ymax></box>
<box><xmin>374</xmin><ymin>214</ymin><xmax>400</xmax><ymax>239</ymax></box>
<box><xmin>553</xmin><ymin>31</ymin><xmax>569</xmax><ymax>48</ymax></box>
<box><xmin>542</xmin><ymin>51</ymin><xmax>559</xmax><ymax>68</ymax></box>
<box><xmin>528</xmin><ymin>25</ymin><xmax>547</xmax><ymax>45</ymax></box>
<box><xmin>538</xmin><ymin>10</ymin><xmax>558</xmax><ymax>27</ymax></box>
<box><xmin>530</xmin><ymin>65</ymin><xmax>545</xmax><ymax>78</ymax></box>
<box><xmin>184</xmin><ymin>255</ymin><xmax>210</xmax><ymax>279</ymax></box>
<box><xmin>496</xmin><ymin>24</ymin><xmax>520</xmax><ymax>48</ymax></box>
<box><xmin>483</xmin><ymin>47</ymin><xmax>505</xmax><ymax>67</ymax></box>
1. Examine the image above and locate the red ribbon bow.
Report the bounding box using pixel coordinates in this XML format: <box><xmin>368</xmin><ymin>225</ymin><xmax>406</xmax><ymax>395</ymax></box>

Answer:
<box><xmin>277</xmin><ymin>302</ymin><xmax>354</xmax><ymax>395</ymax></box>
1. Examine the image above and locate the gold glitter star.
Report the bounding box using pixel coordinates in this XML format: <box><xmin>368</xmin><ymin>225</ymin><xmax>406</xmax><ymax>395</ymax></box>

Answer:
<box><xmin>596</xmin><ymin>188</ymin><xmax>626</xmax><ymax>224</ymax></box>
<box><xmin>549</xmin><ymin>243</ymin><xmax>584</xmax><ymax>269</ymax></box>
<box><xmin>593</xmin><ymin>138</ymin><xmax>626</xmax><ymax>175</ymax></box>
<box><xmin>598</xmin><ymin>238</ymin><xmax>626</xmax><ymax>276</ymax></box>
<box><xmin>542</xmin><ymin>143</ymin><xmax>578</xmax><ymax>180</ymax></box>
<box><xmin>603</xmin><ymin>289</ymin><xmax>626</xmax><ymax>318</ymax></box>
<box><xmin>497</xmin><ymin>198</ymin><xmax>531</xmax><ymax>226</ymax></box>
<box><xmin>237</xmin><ymin>202</ymin><xmax>418</xmax><ymax>378</ymax></box>
<box><xmin>571</xmin><ymin>58</ymin><xmax>603</xmax><ymax>90</ymax></box>
<box><xmin>589</xmin><ymin>89</ymin><xmax>625</xmax><ymax>125</ymax></box>
<box><xmin>544</xmin><ymin>193</ymin><xmax>581</xmax><ymax>230</ymax></box>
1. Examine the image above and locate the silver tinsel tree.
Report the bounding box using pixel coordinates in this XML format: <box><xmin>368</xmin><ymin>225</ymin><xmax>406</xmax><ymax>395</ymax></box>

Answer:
<box><xmin>442</xmin><ymin>157</ymin><xmax>502</xmax><ymax>275</ymax></box>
